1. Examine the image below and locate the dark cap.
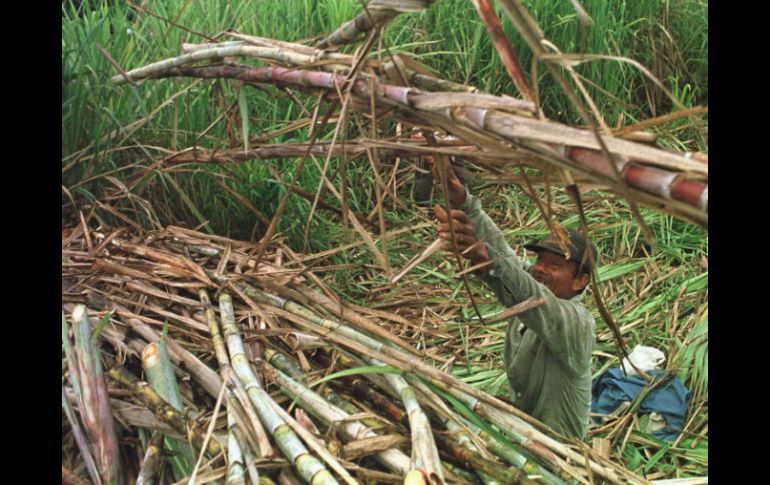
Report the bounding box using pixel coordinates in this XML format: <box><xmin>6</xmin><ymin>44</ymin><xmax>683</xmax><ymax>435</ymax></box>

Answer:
<box><xmin>524</xmin><ymin>229</ymin><xmax>598</xmax><ymax>274</ymax></box>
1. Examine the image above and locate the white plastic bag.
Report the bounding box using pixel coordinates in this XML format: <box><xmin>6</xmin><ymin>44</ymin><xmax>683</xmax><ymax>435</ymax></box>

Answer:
<box><xmin>621</xmin><ymin>345</ymin><xmax>666</xmax><ymax>376</ymax></box>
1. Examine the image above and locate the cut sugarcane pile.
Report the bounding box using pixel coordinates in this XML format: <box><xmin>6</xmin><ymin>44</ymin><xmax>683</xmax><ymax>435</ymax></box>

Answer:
<box><xmin>63</xmin><ymin>224</ymin><xmax>654</xmax><ymax>485</ymax></box>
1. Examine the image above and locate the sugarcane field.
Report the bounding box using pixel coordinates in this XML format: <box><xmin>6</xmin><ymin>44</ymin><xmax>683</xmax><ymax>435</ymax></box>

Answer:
<box><xmin>62</xmin><ymin>1</ymin><xmax>708</xmax><ymax>484</ymax></box>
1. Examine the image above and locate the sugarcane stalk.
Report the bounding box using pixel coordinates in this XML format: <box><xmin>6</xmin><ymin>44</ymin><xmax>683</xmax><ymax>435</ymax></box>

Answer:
<box><xmin>444</xmin><ymin>424</ymin><xmax>512</xmax><ymax>485</ymax></box>
<box><xmin>266</xmin><ymin>398</ymin><xmax>360</xmax><ymax>485</ymax></box>
<box><xmin>219</xmin><ymin>32</ymin><xmax>474</xmax><ymax>93</ymax></box>
<box><xmin>238</xmin><ymin>284</ymin><xmax>403</xmax><ymax>356</ymax></box>
<box><xmin>70</xmin><ymin>305</ymin><xmax>125</xmax><ymax>485</ymax></box>
<box><xmin>403</xmin><ymin>469</ymin><xmax>428</xmax><ymax>485</ymax></box>
<box><xmin>162</xmin><ymin>138</ymin><xmax>473</xmax><ymax>167</ymax></box>
<box><xmin>426</xmin><ymin>377</ymin><xmax>625</xmax><ymax>483</ymax></box>
<box><xmin>234</xmin><ymin>283</ymin><xmax>553</xmax><ymax>438</ymax></box>
<box><xmin>200</xmin><ymin>288</ymin><xmax>263</xmax><ymax>484</ymax></box>
<box><xmin>62</xmin><ymin>311</ymin><xmax>82</xmax><ymax>400</ymax></box>
<box><xmin>227</xmin><ymin>33</ymin><xmax>326</xmax><ymax>56</ymax></box>
<box><xmin>266</xmin><ymin>349</ymin><xmax>401</xmax><ymax>440</ymax></box>
<box><xmin>321</xmin><ymin>391</ymin><xmax>387</xmax><ymax>432</ymax></box>
<box><xmin>349</xmin><ymin>370</ymin><xmax>539</xmax><ymax>485</ymax></box>
<box><xmin>144</xmin><ymin>64</ymin><xmax>704</xmax><ymax>172</ymax></box>
<box><xmin>142</xmin><ymin>342</ymin><xmax>197</xmax><ymax>481</ymax></box>
<box><xmin>100</xmin><ymin>300</ymin><xmax>224</xmax><ymax>400</ymax></box>
<box><xmin>408</xmin><ymin>72</ymin><xmax>477</xmax><ymax>93</ymax></box>
<box><xmin>471</xmin><ymin>0</ymin><xmax>534</xmax><ymax>101</ymax></box>
<box><xmin>199</xmin><ymin>289</ymin><xmax>273</xmax><ymax>458</ymax></box>
<box><xmin>427</xmin><ymin>377</ymin><xmax>561</xmax><ymax>458</ymax></box>
<box><xmin>284</xmin><ymin>281</ymin><xmax>422</xmax><ymax>357</ymax></box>
<box><xmin>445</xmin><ymin>418</ymin><xmax>567</xmax><ymax>485</ymax></box>
<box><xmin>182</xmin><ymin>36</ymin><xmax>473</xmax><ymax>95</ymax></box>
<box><xmin>362</xmin><ymin>357</ymin><xmax>444</xmax><ymax>484</ymax></box>
<box><xmin>348</xmin><ymin>376</ymin><xmax>408</xmax><ymax>425</ymax></box>
<box><xmin>106</xmin><ymin>366</ymin><xmax>222</xmax><ymax>458</ymax></box>
<box><xmin>323</xmin><ymin>353</ymin><xmax>574</xmax><ymax>482</ymax></box>
<box><xmin>136</xmin><ymin>432</ymin><xmax>164</xmax><ymax>485</ymax></box>
<box><xmin>347</xmin><ymin>375</ymin><xmax>496</xmax><ymax>485</ymax></box>
<box><xmin>226</xmin><ymin>411</ymin><xmax>247</xmax><ymax>485</ymax></box>
<box><xmin>62</xmin><ymin>312</ymin><xmax>101</xmax><ymax>485</ymax></box>
<box><xmin>264</xmin><ymin>348</ymin><xmax>305</xmax><ymax>382</ymax></box>
<box><xmin>241</xmin><ymin>284</ymin><xmax>596</xmax><ymax>480</ymax></box>
<box><xmin>61</xmin><ymin>386</ymin><xmax>102</xmax><ymax>485</ymax></box>
<box><xmin>351</xmin><ymin>374</ymin><xmax>480</xmax><ymax>485</ymax></box>
<box><xmin>433</xmin><ymin>434</ymin><xmax>537</xmax><ymax>485</ymax></box>
<box><xmin>111</xmin><ymin>45</ymin><xmax>321</xmax><ymax>84</ymax></box>
<box><xmin>401</xmin><ymin>375</ymin><xmax>555</xmax><ymax>485</ymax></box>
<box><xmin>439</xmin><ymin>460</ymin><xmax>484</xmax><ymax>485</ymax></box>
<box><xmin>269</xmin><ymin>350</ymin><xmax>391</xmax><ymax>431</ymax></box>
<box><xmin>142</xmin><ymin>63</ymin><xmax>706</xmax><ymax>223</ymax></box>
<box><xmin>228</xmin><ymin>414</ymin><xmax>262</xmax><ymax>485</ymax></box>
<box><xmin>266</xmin><ymin>364</ymin><xmax>411</xmax><ymax>476</ymax></box>
<box><xmin>362</xmin><ymin>359</ymin><xmax>566</xmax><ymax>485</ymax></box>
<box><xmin>165</xmin><ymin>142</ymin><xmax>384</xmax><ymax>165</ymax></box>
<box><xmin>182</xmin><ymin>41</ymin><xmax>246</xmax><ymax>53</ymax></box>
<box><xmin>316</xmin><ymin>5</ymin><xmax>393</xmax><ymax>49</ymax></box>
<box><xmin>316</xmin><ymin>1</ymin><xmax>433</xmax><ymax>49</ymax></box>
<box><xmin>237</xmin><ymin>283</ymin><xmax>517</xmax><ymax>423</ymax></box>
<box><xmin>287</xmin><ymin>331</ymin><xmax>328</xmax><ymax>350</ymax></box>
<box><xmin>218</xmin><ymin>293</ymin><xmax>339</xmax><ymax>485</ymax></box>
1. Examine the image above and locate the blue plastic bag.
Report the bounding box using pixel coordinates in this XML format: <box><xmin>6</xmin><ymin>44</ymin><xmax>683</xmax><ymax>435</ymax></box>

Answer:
<box><xmin>591</xmin><ymin>368</ymin><xmax>690</xmax><ymax>441</ymax></box>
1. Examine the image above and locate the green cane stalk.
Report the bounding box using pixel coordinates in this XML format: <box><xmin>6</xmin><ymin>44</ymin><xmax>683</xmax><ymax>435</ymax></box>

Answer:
<box><xmin>142</xmin><ymin>342</ymin><xmax>196</xmax><ymax>481</ymax></box>
<box><xmin>218</xmin><ymin>293</ymin><xmax>339</xmax><ymax>485</ymax></box>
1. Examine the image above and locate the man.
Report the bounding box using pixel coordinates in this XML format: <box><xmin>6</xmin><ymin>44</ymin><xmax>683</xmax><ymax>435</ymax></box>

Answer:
<box><xmin>432</xmin><ymin>157</ymin><xmax>598</xmax><ymax>440</ymax></box>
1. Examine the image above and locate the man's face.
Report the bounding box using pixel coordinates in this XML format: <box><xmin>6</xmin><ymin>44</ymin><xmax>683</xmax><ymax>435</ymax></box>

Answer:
<box><xmin>530</xmin><ymin>250</ymin><xmax>588</xmax><ymax>299</ymax></box>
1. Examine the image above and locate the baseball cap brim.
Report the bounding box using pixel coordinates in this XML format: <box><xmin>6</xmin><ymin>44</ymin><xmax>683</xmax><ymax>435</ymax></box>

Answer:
<box><xmin>524</xmin><ymin>241</ymin><xmax>572</xmax><ymax>259</ymax></box>
<box><xmin>524</xmin><ymin>238</ymin><xmax>596</xmax><ymax>273</ymax></box>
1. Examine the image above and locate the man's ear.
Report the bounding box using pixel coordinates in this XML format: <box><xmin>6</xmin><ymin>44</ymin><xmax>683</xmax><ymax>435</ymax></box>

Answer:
<box><xmin>573</xmin><ymin>272</ymin><xmax>590</xmax><ymax>292</ymax></box>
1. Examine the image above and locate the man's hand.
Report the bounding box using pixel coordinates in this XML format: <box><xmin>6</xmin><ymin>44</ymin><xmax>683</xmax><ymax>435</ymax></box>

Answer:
<box><xmin>422</xmin><ymin>154</ymin><xmax>466</xmax><ymax>205</ymax></box>
<box><xmin>434</xmin><ymin>155</ymin><xmax>467</xmax><ymax>205</ymax></box>
<box><xmin>434</xmin><ymin>204</ymin><xmax>489</xmax><ymax>265</ymax></box>
<box><xmin>411</xmin><ymin>131</ymin><xmax>467</xmax><ymax>205</ymax></box>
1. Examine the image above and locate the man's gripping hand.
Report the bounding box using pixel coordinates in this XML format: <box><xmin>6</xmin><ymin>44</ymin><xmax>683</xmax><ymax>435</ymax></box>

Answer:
<box><xmin>434</xmin><ymin>205</ymin><xmax>490</xmax><ymax>266</ymax></box>
<box><xmin>422</xmin><ymin>154</ymin><xmax>466</xmax><ymax>206</ymax></box>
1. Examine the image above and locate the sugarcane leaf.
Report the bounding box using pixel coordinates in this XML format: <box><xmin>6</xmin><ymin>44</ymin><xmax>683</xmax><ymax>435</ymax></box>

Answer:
<box><xmin>239</xmin><ymin>87</ymin><xmax>250</xmax><ymax>152</ymax></box>
<box><xmin>138</xmin><ymin>428</ymin><xmax>149</xmax><ymax>449</ymax></box>
<box><xmin>162</xmin><ymin>319</ymin><xmax>170</xmax><ymax>339</ymax></box>
<box><xmin>308</xmin><ymin>365</ymin><xmax>403</xmax><ymax>388</ymax></box>
<box><xmin>683</xmin><ymin>272</ymin><xmax>708</xmax><ymax>294</ymax></box>
<box><xmin>643</xmin><ymin>441</ymin><xmax>671</xmax><ymax>473</ymax></box>
<box><xmin>674</xmin><ymin>439</ymin><xmax>708</xmax><ymax>464</ymax></box>
<box><xmin>596</xmin><ymin>260</ymin><xmax>647</xmax><ymax>282</ymax></box>
<box><xmin>159</xmin><ymin>172</ymin><xmax>214</xmax><ymax>235</ymax></box>
<box><xmin>625</xmin><ymin>443</ymin><xmax>643</xmax><ymax>470</ymax></box>
<box><xmin>91</xmin><ymin>310</ymin><xmax>114</xmax><ymax>344</ymax></box>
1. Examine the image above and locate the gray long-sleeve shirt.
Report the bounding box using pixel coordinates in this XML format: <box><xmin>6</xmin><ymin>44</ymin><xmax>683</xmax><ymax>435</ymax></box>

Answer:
<box><xmin>457</xmin><ymin>191</ymin><xmax>595</xmax><ymax>439</ymax></box>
